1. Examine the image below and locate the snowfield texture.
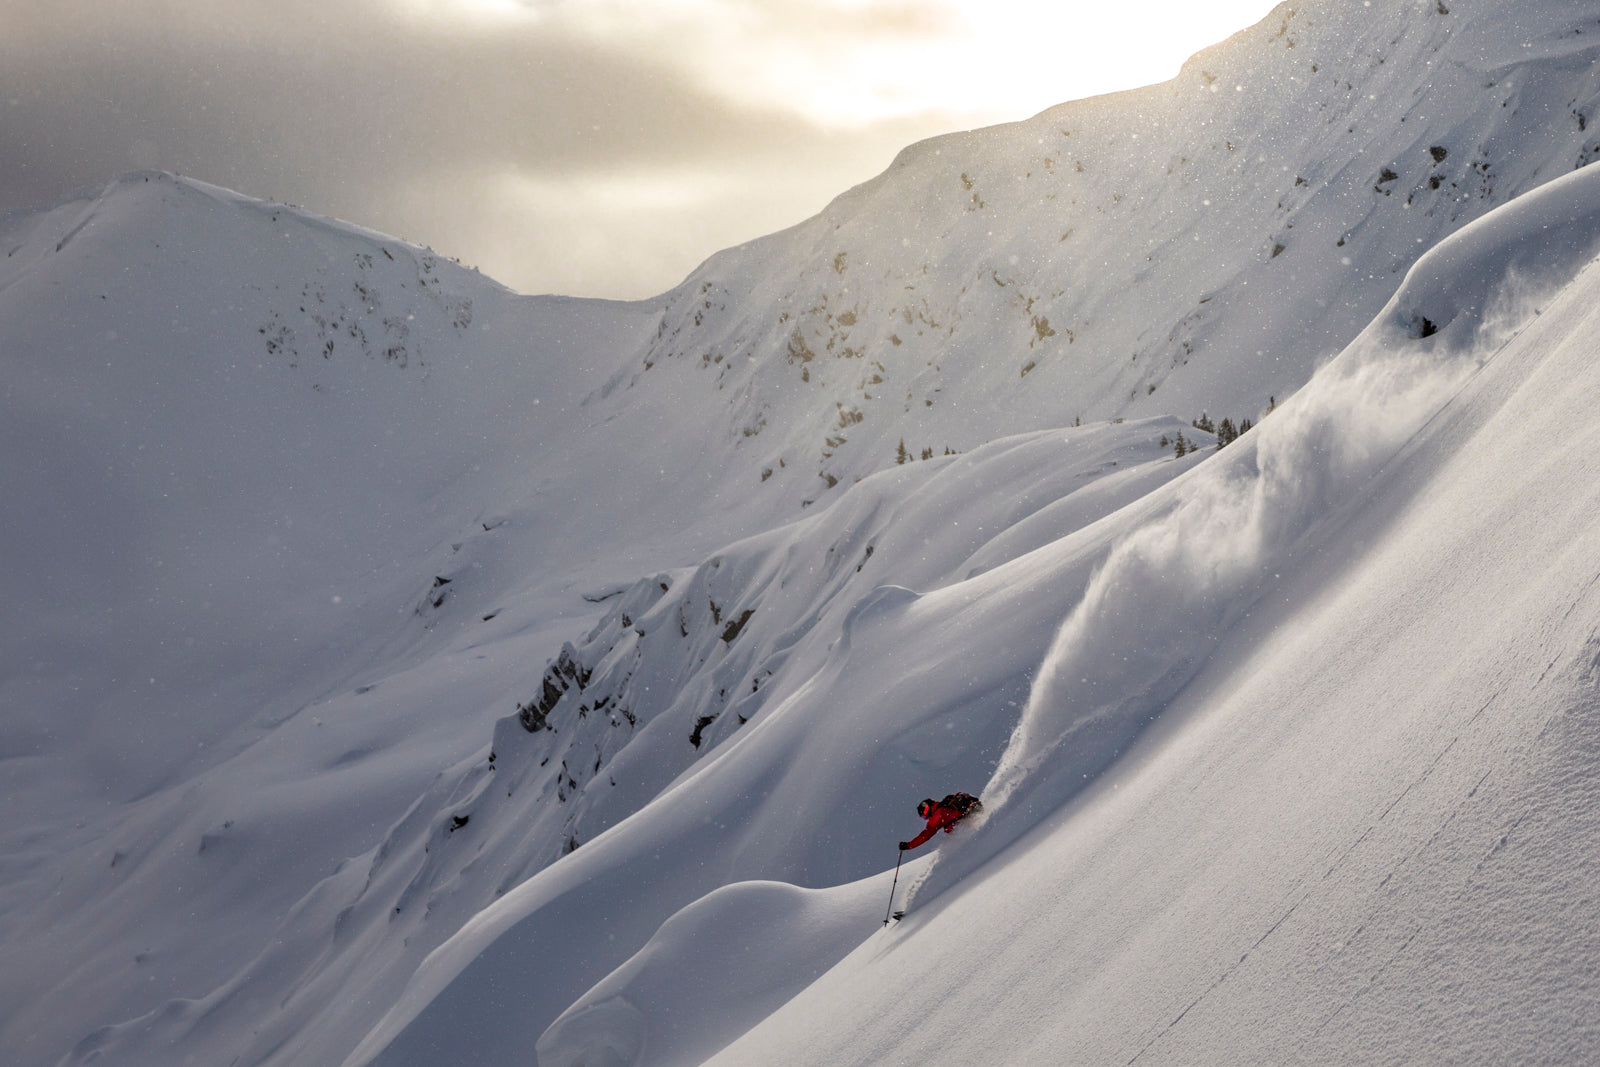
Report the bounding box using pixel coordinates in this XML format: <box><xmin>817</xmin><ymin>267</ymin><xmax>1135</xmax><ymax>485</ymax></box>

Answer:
<box><xmin>4</xmin><ymin>1</ymin><xmax>1600</xmax><ymax>1066</ymax></box>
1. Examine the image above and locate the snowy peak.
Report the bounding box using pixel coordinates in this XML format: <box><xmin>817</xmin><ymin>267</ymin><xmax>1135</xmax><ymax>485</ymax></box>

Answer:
<box><xmin>6</xmin><ymin>171</ymin><xmax>490</xmax><ymax>382</ymax></box>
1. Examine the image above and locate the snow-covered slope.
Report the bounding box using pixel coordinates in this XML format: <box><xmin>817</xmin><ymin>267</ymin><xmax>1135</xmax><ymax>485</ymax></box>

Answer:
<box><xmin>351</xmin><ymin>156</ymin><xmax>1600</xmax><ymax>1067</ymax></box>
<box><xmin>0</xmin><ymin>174</ymin><xmax>1194</xmax><ymax>1066</ymax></box>
<box><xmin>707</xmin><ymin>161</ymin><xmax>1600</xmax><ymax>1067</ymax></box>
<box><xmin>7</xmin><ymin>1</ymin><xmax>1600</xmax><ymax>1066</ymax></box>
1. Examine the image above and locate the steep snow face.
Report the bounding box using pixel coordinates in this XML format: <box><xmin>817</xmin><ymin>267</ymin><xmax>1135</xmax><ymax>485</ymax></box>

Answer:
<box><xmin>922</xmin><ymin>155</ymin><xmax>1600</xmax><ymax>907</ymax></box>
<box><xmin>344</xmin><ymin>426</ymin><xmax>1191</xmax><ymax>1067</ymax></box>
<box><xmin>603</xmin><ymin>0</ymin><xmax>1600</xmax><ymax>514</ymax></box>
<box><xmin>708</xmin><ymin>166</ymin><xmax>1600</xmax><ymax>1067</ymax></box>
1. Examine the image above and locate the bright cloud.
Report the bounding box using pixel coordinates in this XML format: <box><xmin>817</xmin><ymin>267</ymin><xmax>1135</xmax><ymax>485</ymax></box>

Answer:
<box><xmin>2</xmin><ymin>0</ymin><xmax>1281</xmax><ymax>299</ymax></box>
<box><xmin>516</xmin><ymin>0</ymin><xmax>1282</xmax><ymax>127</ymax></box>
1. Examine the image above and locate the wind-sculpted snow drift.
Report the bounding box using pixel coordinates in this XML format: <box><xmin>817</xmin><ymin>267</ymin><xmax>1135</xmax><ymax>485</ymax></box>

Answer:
<box><xmin>535</xmin><ymin>875</ymin><xmax>895</xmax><ymax>1067</ymax></box>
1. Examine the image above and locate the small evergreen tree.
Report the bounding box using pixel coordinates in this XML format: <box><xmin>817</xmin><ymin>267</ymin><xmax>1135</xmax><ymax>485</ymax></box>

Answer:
<box><xmin>896</xmin><ymin>438</ymin><xmax>910</xmax><ymax>465</ymax></box>
<box><xmin>1173</xmin><ymin>431</ymin><xmax>1189</xmax><ymax>457</ymax></box>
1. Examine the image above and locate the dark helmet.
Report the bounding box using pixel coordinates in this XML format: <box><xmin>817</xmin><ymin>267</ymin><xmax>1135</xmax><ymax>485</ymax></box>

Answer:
<box><xmin>917</xmin><ymin>798</ymin><xmax>936</xmax><ymax>818</ymax></box>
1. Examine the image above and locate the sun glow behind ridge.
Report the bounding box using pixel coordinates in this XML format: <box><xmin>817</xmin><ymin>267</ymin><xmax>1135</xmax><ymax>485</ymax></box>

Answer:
<box><xmin>501</xmin><ymin>0</ymin><xmax>1282</xmax><ymax>128</ymax></box>
<box><xmin>410</xmin><ymin>0</ymin><xmax>1280</xmax><ymax>126</ymax></box>
<box><xmin>742</xmin><ymin>0</ymin><xmax>1285</xmax><ymax>126</ymax></box>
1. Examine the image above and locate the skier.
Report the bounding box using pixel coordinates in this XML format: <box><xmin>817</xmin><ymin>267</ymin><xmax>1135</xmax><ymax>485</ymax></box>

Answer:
<box><xmin>899</xmin><ymin>792</ymin><xmax>983</xmax><ymax>850</ymax></box>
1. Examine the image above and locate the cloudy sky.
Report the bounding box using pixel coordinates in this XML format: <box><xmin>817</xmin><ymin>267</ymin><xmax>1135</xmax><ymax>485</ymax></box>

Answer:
<box><xmin>2</xmin><ymin>0</ymin><xmax>1278</xmax><ymax>299</ymax></box>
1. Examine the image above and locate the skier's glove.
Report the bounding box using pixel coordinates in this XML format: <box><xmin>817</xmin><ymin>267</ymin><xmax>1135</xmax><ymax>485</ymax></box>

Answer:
<box><xmin>898</xmin><ymin>841</ymin><xmax>910</xmax><ymax>850</ymax></box>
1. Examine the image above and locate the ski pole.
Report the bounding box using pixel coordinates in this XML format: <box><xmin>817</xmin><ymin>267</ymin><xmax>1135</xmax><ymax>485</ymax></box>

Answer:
<box><xmin>883</xmin><ymin>848</ymin><xmax>905</xmax><ymax>926</ymax></box>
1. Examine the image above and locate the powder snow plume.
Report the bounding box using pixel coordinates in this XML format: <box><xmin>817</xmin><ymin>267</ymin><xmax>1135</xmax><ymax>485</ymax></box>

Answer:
<box><xmin>894</xmin><ymin>339</ymin><xmax>1470</xmax><ymax>909</ymax></box>
<box><xmin>904</xmin><ymin>161</ymin><xmax>1600</xmax><ymax>910</ymax></box>
<box><xmin>985</xmin><ymin>338</ymin><xmax>1474</xmax><ymax>805</ymax></box>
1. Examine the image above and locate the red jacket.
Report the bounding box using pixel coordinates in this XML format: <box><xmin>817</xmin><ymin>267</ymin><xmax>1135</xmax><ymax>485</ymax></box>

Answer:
<box><xmin>901</xmin><ymin>801</ymin><xmax>966</xmax><ymax>850</ymax></box>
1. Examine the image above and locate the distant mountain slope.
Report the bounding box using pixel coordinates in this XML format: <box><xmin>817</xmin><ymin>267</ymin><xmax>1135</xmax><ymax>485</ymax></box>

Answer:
<box><xmin>610</xmin><ymin>0</ymin><xmax>1600</xmax><ymax>512</ymax></box>
<box><xmin>0</xmin><ymin>171</ymin><xmax>660</xmax><ymax>1067</ymax></box>
<box><xmin>0</xmin><ymin>169</ymin><xmax>650</xmax><ymax>792</ymax></box>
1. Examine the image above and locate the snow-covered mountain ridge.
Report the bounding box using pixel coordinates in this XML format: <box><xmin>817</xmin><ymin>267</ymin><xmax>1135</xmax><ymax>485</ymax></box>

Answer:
<box><xmin>5</xmin><ymin>1</ymin><xmax>1600</xmax><ymax>1065</ymax></box>
<box><xmin>622</xmin><ymin>0</ymin><xmax>1600</xmax><ymax>512</ymax></box>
